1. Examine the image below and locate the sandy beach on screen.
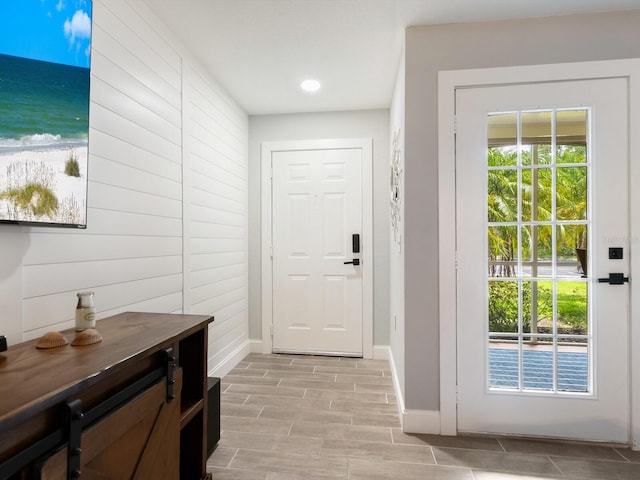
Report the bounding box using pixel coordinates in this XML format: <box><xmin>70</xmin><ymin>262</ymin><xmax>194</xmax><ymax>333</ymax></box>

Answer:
<box><xmin>0</xmin><ymin>146</ymin><xmax>88</xmax><ymax>224</ymax></box>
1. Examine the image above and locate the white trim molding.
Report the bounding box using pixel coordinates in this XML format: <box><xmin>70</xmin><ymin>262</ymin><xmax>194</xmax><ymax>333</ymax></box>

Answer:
<box><xmin>208</xmin><ymin>340</ymin><xmax>251</xmax><ymax>379</ymax></box>
<box><xmin>438</xmin><ymin>58</ymin><xmax>640</xmax><ymax>448</ymax></box>
<box><xmin>249</xmin><ymin>339</ymin><xmax>263</xmax><ymax>353</ymax></box>
<box><xmin>373</xmin><ymin>345</ymin><xmax>390</xmax><ymax>361</ymax></box>
<box><xmin>388</xmin><ymin>343</ymin><xmax>441</xmax><ymax>434</ymax></box>
<box><xmin>261</xmin><ymin>138</ymin><xmax>374</xmax><ymax>358</ymax></box>
<box><xmin>403</xmin><ymin>410</ymin><xmax>442</xmax><ymax>435</ymax></box>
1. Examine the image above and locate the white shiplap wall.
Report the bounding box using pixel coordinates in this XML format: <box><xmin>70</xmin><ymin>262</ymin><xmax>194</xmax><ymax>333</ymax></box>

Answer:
<box><xmin>4</xmin><ymin>0</ymin><xmax>249</xmax><ymax>375</ymax></box>
<box><xmin>183</xmin><ymin>61</ymin><xmax>249</xmax><ymax>376</ymax></box>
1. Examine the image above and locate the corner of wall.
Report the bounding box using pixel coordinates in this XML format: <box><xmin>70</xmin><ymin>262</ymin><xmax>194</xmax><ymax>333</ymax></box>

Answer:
<box><xmin>389</xmin><ymin>35</ymin><xmax>406</xmax><ymax>405</ymax></box>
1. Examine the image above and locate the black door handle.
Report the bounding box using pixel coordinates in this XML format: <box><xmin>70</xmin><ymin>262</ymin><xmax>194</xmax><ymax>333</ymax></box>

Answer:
<box><xmin>598</xmin><ymin>273</ymin><xmax>629</xmax><ymax>284</ymax></box>
<box><xmin>344</xmin><ymin>259</ymin><xmax>360</xmax><ymax>266</ymax></box>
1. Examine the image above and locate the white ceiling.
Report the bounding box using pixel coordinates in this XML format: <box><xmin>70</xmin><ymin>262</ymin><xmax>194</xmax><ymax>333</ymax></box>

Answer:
<box><xmin>148</xmin><ymin>0</ymin><xmax>640</xmax><ymax>115</ymax></box>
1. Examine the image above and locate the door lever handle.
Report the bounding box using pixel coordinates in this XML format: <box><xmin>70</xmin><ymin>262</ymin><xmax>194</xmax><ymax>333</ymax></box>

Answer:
<box><xmin>598</xmin><ymin>273</ymin><xmax>629</xmax><ymax>285</ymax></box>
<box><xmin>344</xmin><ymin>259</ymin><xmax>360</xmax><ymax>266</ymax></box>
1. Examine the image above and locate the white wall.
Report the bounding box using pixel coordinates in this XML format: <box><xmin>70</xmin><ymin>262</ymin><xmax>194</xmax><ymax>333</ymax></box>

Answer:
<box><xmin>403</xmin><ymin>9</ymin><xmax>640</xmax><ymax>414</ymax></box>
<box><xmin>182</xmin><ymin>60</ymin><xmax>249</xmax><ymax>375</ymax></box>
<box><xmin>389</xmin><ymin>50</ymin><xmax>405</xmax><ymax>401</ymax></box>
<box><xmin>0</xmin><ymin>0</ymin><xmax>249</xmax><ymax>375</ymax></box>
<box><xmin>248</xmin><ymin>110</ymin><xmax>390</xmax><ymax>347</ymax></box>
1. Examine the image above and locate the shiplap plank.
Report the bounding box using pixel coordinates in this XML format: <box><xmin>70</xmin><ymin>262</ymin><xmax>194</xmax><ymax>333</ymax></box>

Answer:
<box><xmin>24</xmin><ymin>292</ymin><xmax>182</xmax><ymax>341</ymax></box>
<box><xmin>190</xmin><ymin>139</ymin><xmax>247</xmax><ymax>181</ymax></box>
<box><xmin>210</xmin><ymin>336</ymin><xmax>248</xmax><ymax>367</ymax></box>
<box><xmin>192</xmin><ymin>296</ymin><xmax>246</xmax><ymax>322</ymax></box>
<box><xmin>190</xmin><ymin>276</ymin><xmax>245</xmax><ymax>306</ymax></box>
<box><xmin>208</xmin><ymin>310</ymin><xmax>247</xmax><ymax>340</ymax></box>
<box><xmin>189</xmin><ymin>107</ymin><xmax>245</xmax><ymax>153</ymax></box>
<box><xmin>89</xmin><ymin>129</ymin><xmax>181</xmax><ymax>181</ymax></box>
<box><xmin>23</xmin><ymin>274</ymin><xmax>182</xmax><ymax>331</ymax></box>
<box><xmin>189</xmin><ymin>110</ymin><xmax>246</xmax><ymax>160</ymax></box>
<box><xmin>210</xmin><ymin>321</ymin><xmax>248</xmax><ymax>356</ymax></box>
<box><xmin>190</xmin><ymin>264</ymin><xmax>245</xmax><ymax>289</ymax></box>
<box><xmin>189</xmin><ymin>187</ymin><xmax>245</xmax><ymax>215</ymax></box>
<box><xmin>189</xmin><ymin>159</ymin><xmax>246</xmax><ymax>193</ymax></box>
<box><xmin>189</xmin><ymin>222</ymin><xmax>244</xmax><ymax>240</ymax></box>
<box><xmin>190</xmin><ymin>175</ymin><xmax>247</xmax><ymax>206</ymax></box>
<box><xmin>88</xmin><ymin>182</ymin><xmax>182</xmax><ymax>218</ymax></box>
<box><xmin>83</xmin><ymin>209</ymin><xmax>182</xmax><ymax>237</ymax></box>
<box><xmin>186</xmin><ymin>63</ymin><xmax>247</xmax><ymax>135</ymax></box>
<box><xmin>97</xmin><ymin>291</ymin><xmax>183</xmax><ymax>322</ymax></box>
<box><xmin>90</xmin><ymin>104</ymin><xmax>181</xmax><ymax>164</ymax></box>
<box><xmin>91</xmin><ymin>77</ymin><xmax>181</xmax><ymax>146</ymax></box>
<box><xmin>24</xmin><ymin>235</ymin><xmax>181</xmax><ymax>265</ymax></box>
<box><xmin>93</xmin><ymin>1</ymin><xmax>181</xmax><ymax>89</ymax></box>
<box><xmin>91</xmin><ymin>48</ymin><xmax>181</xmax><ymax>128</ymax></box>
<box><xmin>90</xmin><ymin>155</ymin><xmax>182</xmax><ymax>200</ymax></box>
<box><xmin>24</xmin><ymin>290</ymin><xmax>184</xmax><ymax>341</ymax></box>
<box><xmin>209</xmin><ymin>335</ymin><xmax>246</xmax><ymax>368</ymax></box>
<box><xmin>113</xmin><ymin>0</ymin><xmax>183</xmax><ymax>78</ymax></box>
<box><xmin>24</xmin><ymin>256</ymin><xmax>182</xmax><ymax>298</ymax></box>
<box><xmin>191</xmin><ymin>268</ymin><xmax>247</xmax><ymax>298</ymax></box>
<box><xmin>189</xmin><ymin>205</ymin><xmax>245</xmax><ymax>225</ymax></box>
<box><xmin>190</xmin><ymin>224</ymin><xmax>245</xmax><ymax>239</ymax></box>
<box><xmin>189</xmin><ymin>238</ymin><xmax>246</xmax><ymax>255</ymax></box>
<box><xmin>189</xmin><ymin>252</ymin><xmax>246</xmax><ymax>272</ymax></box>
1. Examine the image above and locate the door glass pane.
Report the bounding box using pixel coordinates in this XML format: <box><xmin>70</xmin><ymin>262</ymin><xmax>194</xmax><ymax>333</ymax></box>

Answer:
<box><xmin>557</xmin><ymin>337</ymin><xmax>589</xmax><ymax>392</ymax></box>
<box><xmin>522</xmin><ymin>111</ymin><xmax>552</xmax><ymax>166</ymax></box>
<box><xmin>557</xmin><ymin>167</ymin><xmax>587</xmax><ymax>220</ymax></box>
<box><xmin>557</xmin><ymin>225</ymin><xmax>588</xmax><ymax>278</ymax></box>
<box><xmin>557</xmin><ymin>281</ymin><xmax>588</xmax><ymax>335</ymax></box>
<box><xmin>489</xmin><ymin>336</ymin><xmax>519</xmax><ymax>389</ymax></box>
<box><xmin>522</xmin><ymin>225</ymin><xmax>552</xmax><ymax>278</ymax></box>
<box><xmin>488</xmin><ymin>281</ymin><xmax>519</xmax><ymax>334</ymax></box>
<box><xmin>522</xmin><ymin>168</ymin><xmax>552</xmax><ymax>221</ymax></box>
<box><xmin>557</xmin><ymin>110</ymin><xmax>587</xmax><ymax>164</ymax></box>
<box><xmin>486</xmin><ymin>108</ymin><xmax>591</xmax><ymax>395</ymax></box>
<box><xmin>522</xmin><ymin>336</ymin><xmax>554</xmax><ymax>390</ymax></box>
<box><xmin>488</xmin><ymin>113</ymin><xmax>517</xmax><ymax>167</ymax></box>
<box><xmin>522</xmin><ymin>281</ymin><xmax>553</xmax><ymax>334</ymax></box>
<box><xmin>488</xmin><ymin>170</ymin><xmax>518</xmax><ymax>222</ymax></box>
<box><xmin>488</xmin><ymin>226</ymin><xmax>517</xmax><ymax>277</ymax></box>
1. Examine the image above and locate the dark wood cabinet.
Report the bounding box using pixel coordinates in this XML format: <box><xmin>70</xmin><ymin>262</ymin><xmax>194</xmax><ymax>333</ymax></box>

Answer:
<box><xmin>0</xmin><ymin>312</ymin><xmax>214</xmax><ymax>480</ymax></box>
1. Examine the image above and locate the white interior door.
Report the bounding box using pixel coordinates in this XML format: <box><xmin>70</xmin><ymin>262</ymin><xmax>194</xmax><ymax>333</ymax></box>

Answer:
<box><xmin>456</xmin><ymin>78</ymin><xmax>630</xmax><ymax>442</ymax></box>
<box><xmin>271</xmin><ymin>146</ymin><xmax>363</xmax><ymax>356</ymax></box>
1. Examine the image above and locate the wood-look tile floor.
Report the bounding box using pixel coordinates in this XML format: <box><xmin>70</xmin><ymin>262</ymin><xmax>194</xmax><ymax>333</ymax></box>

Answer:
<box><xmin>207</xmin><ymin>353</ymin><xmax>640</xmax><ymax>479</ymax></box>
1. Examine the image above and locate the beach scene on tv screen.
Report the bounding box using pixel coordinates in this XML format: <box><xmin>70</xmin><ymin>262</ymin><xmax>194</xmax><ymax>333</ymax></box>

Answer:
<box><xmin>0</xmin><ymin>0</ymin><xmax>91</xmax><ymax>226</ymax></box>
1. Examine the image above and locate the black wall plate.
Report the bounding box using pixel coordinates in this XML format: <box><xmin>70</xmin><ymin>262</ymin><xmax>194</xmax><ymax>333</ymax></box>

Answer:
<box><xmin>609</xmin><ymin>247</ymin><xmax>623</xmax><ymax>260</ymax></box>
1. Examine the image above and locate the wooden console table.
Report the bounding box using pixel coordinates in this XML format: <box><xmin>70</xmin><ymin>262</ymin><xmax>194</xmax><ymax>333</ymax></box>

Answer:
<box><xmin>0</xmin><ymin>312</ymin><xmax>214</xmax><ymax>480</ymax></box>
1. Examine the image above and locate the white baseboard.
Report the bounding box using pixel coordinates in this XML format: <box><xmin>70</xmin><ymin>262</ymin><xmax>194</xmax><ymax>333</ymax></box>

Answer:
<box><xmin>388</xmin><ymin>345</ymin><xmax>442</xmax><ymax>435</ymax></box>
<box><xmin>208</xmin><ymin>340</ymin><xmax>250</xmax><ymax>378</ymax></box>
<box><xmin>402</xmin><ymin>409</ymin><xmax>442</xmax><ymax>434</ymax></box>
<box><xmin>249</xmin><ymin>339</ymin><xmax>263</xmax><ymax>353</ymax></box>
<box><xmin>373</xmin><ymin>344</ymin><xmax>390</xmax><ymax>360</ymax></box>
<box><xmin>387</xmin><ymin>346</ymin><xmax>406</xmax><ymax>421</ymax></box>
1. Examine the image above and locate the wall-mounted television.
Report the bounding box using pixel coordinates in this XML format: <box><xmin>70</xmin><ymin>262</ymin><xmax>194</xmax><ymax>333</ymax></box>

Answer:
<box><xmin>0</xmin><ymin>0</ymin><xmax>92</xmax><ymax>228</ymax></box>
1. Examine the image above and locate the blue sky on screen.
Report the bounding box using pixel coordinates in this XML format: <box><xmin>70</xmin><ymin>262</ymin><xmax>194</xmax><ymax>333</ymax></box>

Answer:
<box><xmin>0</xmin><ymin>0</ymin><xmax>92</xmax><ymax>68</ymax></box>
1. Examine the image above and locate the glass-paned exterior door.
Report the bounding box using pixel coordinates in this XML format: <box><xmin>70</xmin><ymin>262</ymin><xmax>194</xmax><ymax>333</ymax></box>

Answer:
<box><xmin>487</xmin><ymin>109</ymin><xmax>590</xmax><ymax>393</ymax></box>
<box><xmin>455</xmin><ymin>78</ymin><xmax>629</xmax><ymax>442</ymax></box>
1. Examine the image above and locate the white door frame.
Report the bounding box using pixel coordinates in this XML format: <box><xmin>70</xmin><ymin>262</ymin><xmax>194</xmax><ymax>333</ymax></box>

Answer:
<box><xmin>437</xmin><ymin>59</ymin><xmax>640</xmax><ymax>447</ymax></box>
<box><xmin>261</xmin><ymin>138</ymin><xmax>374</xmax><ymax>358</ymax></box>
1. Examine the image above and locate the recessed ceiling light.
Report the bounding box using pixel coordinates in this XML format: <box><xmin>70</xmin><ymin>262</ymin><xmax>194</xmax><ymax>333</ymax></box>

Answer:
<box><xmin>300</xmin><ymin>79</ymin><xmax>321</xmax><ymax>93</ymax></box>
